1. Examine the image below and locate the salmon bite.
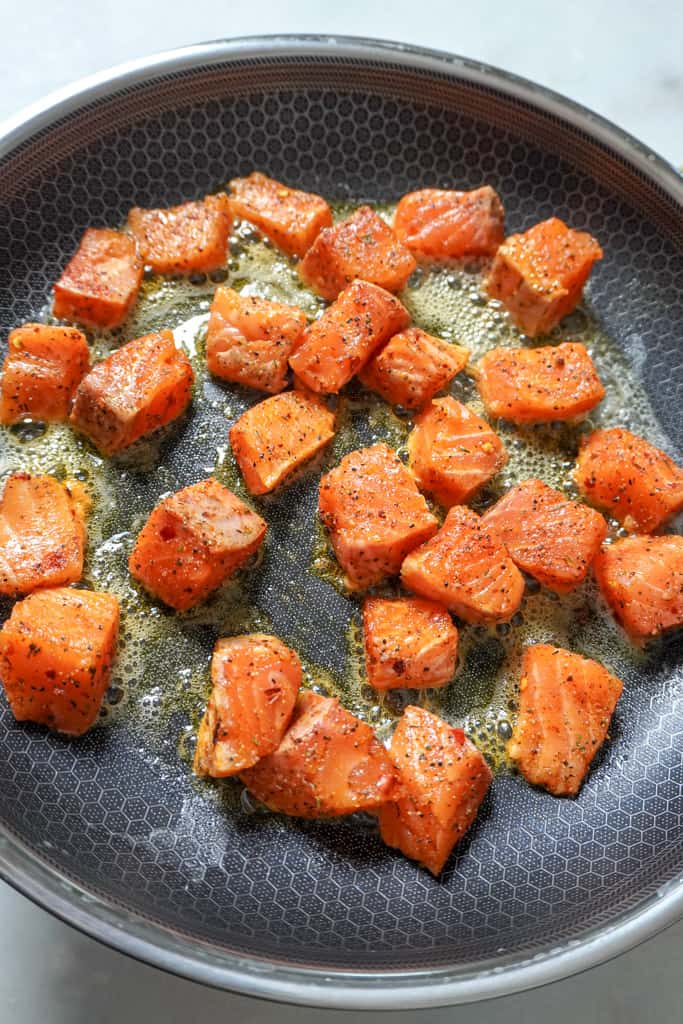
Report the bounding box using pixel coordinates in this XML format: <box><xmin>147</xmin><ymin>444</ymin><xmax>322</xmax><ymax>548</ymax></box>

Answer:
<box><xmin>194</xmin><ymin>635</ymin><xmax>302</xmax><ymax>777</ymax></box>
<box><xmin>300</xmin><ymin>204</ymin><xmax>416</xmax><ymax>299</ymax></box>
<box><xmin>318</xmin><ymin>442</ymin><xmax>438</xmax><ymax>590</ymax></box>
<box><xmin>69</xmin><ymin>330</ymin><xmax>194</xmax><ymax>454</ymax></box>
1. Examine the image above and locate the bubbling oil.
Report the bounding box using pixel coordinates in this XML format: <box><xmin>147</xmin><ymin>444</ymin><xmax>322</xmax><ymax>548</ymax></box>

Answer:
<box><xmin>3</xmin><ymin>202</ymin><xmax>674</xmax><ymax>789</ymax></box>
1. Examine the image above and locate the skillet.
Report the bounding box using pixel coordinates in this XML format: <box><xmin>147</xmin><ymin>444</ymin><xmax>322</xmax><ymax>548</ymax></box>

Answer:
<box><xmin>0</xmin><ymin>35</ymin><xmax>682</xmax><ymax>1010</ymax></box>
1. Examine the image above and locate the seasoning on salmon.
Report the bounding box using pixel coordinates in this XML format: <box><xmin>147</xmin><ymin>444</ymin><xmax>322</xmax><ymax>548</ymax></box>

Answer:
<box><xmin>401</xmin><ymin>505</ymin><xmax>524</xmax><ymax>624</ymax></box>
<box><xmin>378</xmin><ymin>706</ymin><xmax>492</xmax><ymax>875</ymax></box>
<box><xmin>230</xmin><ymin>390</ymin><xmax>336</xmax><ymax>495</ymax></box>
<box><xmin>408</xmin><ymin>397</ymin><xmax>507</xmax><ymax>507</ymax></box>
<box><xmin>290</xmin><ymin>280</ymin><xmax>410</xmax><ymax>394</ymax></box>
<box><xmin>0</xmin><ymin>586</ymin><xmax>119</xmax><ymax>736</ymax></box>
<box><xmin>128</xmin><ymin>193</ymin><xmax>232</xmax><ymax>274</ymax></box>
<box><xmin>194</xmin><ymin>634</ymin><xmax>301</xmax><ymax>777</ymax></box>
<box><xmin>574</xmin><ymin>427</ymin><xmax>683</xmax><ymax>533</ymax></box>
<box><xmin>53</xmin><ymin>227</ymin><xmax>143</xmax><ymax>329</ymax></box>
<box><xmin>475</xmin><ymin>342</ymin><xmax>605</xmax><ymax>423</ymax></box>
<box><xmin>129</xmin><ymin>478</ymin><xmax>266</xmax><ymax>611</ymax></box>
<box><xmin>0</xmin><ymin>474</ymin><xmax>90</xmax><ymax>596</ymax></box>
<box><xmin>70</xmin><ymin>330</ymin><xmax>194</xmax><ymax>454</ymax></box>
<box><xmin>228</xmin><ymin>171</ymin><xmax>332</xmax><ymax>257</ymax></box>
<box><xmin>363</xmin><ymin>597</ymin><xmax>458</xmax><ymax>691</ymax></box>
<box><xmin>507</xmin><ymin>644</ymin><xmax>623</xmax><ymax>796</ymax></box>
<box><xmin>393</xmin><ymin>186</ymin><xmax>505</xmax><ymax>260</ymax></box>
<box><xmin>594</xmin><ymin>535</ymin><xmax>683</xmax><ymax>640</ymax></box>
<box><xmin>318</xmin><ymin>442</ymin><xmax>438</xmax><ymax>590</ymax></box>
<box><xmin>482</xmin><ymin>478</ymin><xmax>607</xmax><ymax>592</ymax></box>
<box><xmin>206</xmin><ymin>287</ymin><xmax>307</xmax><ymax>394</ymax></box>
<box><xmin>358</xmin><ymin>328</ymin><xmax>469</xmax><ymax>410</ymax></box>
<box><xmin>486</xmin><ymin>217</ymin><xmax>603</xmax><ymax>337</ymax></box>
<box><xmin>240</xmin><ymin>690</ymin><xmax>398</xmax><ymax>817</ymax></box>
<box><xmin>299</xmin><ymin>205</ymin><xmax>416</xmax><ymax>300</ymax></box>
<box><xmin>0</xmin><ymin>323</ymin><xmax>90</xmax><ymax>424</ymax></box>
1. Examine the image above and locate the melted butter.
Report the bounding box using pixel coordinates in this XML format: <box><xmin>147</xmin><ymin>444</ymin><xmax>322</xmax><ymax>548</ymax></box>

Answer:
<box><xmin>4</xmin><ymin>202</ymin><xmax>674</xmax><ymax>784</ymax></box>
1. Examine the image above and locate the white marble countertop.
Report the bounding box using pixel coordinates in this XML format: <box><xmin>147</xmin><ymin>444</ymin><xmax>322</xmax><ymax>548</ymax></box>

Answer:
<box><xmin>1</xmin><ymin>2</ymin><xmax>682</xmax><ymax>1021</ymax></box>
<box><xmin>2</xmin><ymin>0</ymin><xmax>681</xmax><ymax>165</ymax></box>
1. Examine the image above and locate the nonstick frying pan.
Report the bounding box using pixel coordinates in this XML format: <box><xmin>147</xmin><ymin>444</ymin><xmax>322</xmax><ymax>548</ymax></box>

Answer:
<box><xmin>0</xmin><ymin>35</ymin><xmax>682</xmax><ymax>1010</ymax></box>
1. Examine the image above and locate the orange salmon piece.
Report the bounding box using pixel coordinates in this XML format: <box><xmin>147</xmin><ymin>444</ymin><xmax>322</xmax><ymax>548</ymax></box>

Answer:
<box><xmin>299</xmin><ymin>205</ymin><xmax>416</xmax><ymax>300</ymax></box>
<box><xmin>378</xmin><ymin>706</ymin><xmax>492</xmax><ymax>875</ymax></box>
<box><xmin>393</xmin><ymin>186</ymin><xmax>505</xmax><ymax>260</ymax></box>
<box><xmin>482</xmin><ymin>478</ymin><xmax>607</xmax><ymax>592</ymax></box>
<box><xmin>594</xmin><ymin>535</ymin><xmax>683</xmax><ymax>640</ymax></box>
<box><xmin>358</xmin><ymin>327</ymin><xmax>469</xmax><ymax>410</ymax></box>
<box><xmin>0</xmin><ymin>587</ymin><xmax>119</xmax><ymax>736</ymax></box>
<box><xmin>574</xmin><ymin>427</ymin><xmax>683</xmax><ymax>533</ymax></box>
<box><xmin>206</xmin><ymin>287</ymin><xmax>307</xmax><ymax>394</ymax></box>
<box><xmin>194</xmin><ymin>634</ymin><xmax>302</xmax><ymax>777</ymax></box>
<box><xmin>401</xmin><ymin>505</ymin><xmax>524</xmax><ymax>624</ymax></box>
<box><xmin>0</xmin><ymin>323</ymin><xmax>90</xmax><ymax>424</ymax></box>
<box><xmin>486</xmin><ymin>217</ymin><xmax>603</xmax><ymax>337</ymax></box>
<box><xmin>0</xmin><ymin>474</ymin><xmax>90</xmax><ymax>596</ymax></box>
<box><xmin>53</xmin><ymin>227</ymin><xmax>143</xmax><ymax>329</ymax></box>
<box><xmin>408</xmin><ymin>397</ymin><xmax>507</xmax><ymax>507</ymax></box>
<box><xmin>507</xmin><ymin>644</ymin><xmax>623</xmax><ymax>796</ymax></box>
<box><xmin>363</xmin><ymin>596</ymin><xmax>458</xmax><ymax>691</ymax></box>
<box><xmin>230</xmin><ymin>390</ymin><xmax>335</xmax><ymax>495</ymax></box>
<box><xmin>289</xmin><ymin>280</ymin><xmax>410</xmax><ymax>394</ymax></box>
<box><xmin>475</xmin><ymin>342</ymin><xmax>605</xmax><ymax>423</ymax></box>
<box><xmin>240</xmin><ymin>690</ymin><xmax>398</xmax><ymax>817</ymax></box>
<box><xmin>128</xmin><ymin>193</ymin><xmax>232</xmax><ymax>274</ymax></box>
<box><xmin>319</xmin><ymin>442</ymin><xmax>438</xmax><ymax>590</ymax></box>
<box><xmin>128</xmin><ymin>478</ymin><xmax>266</xmax><ymax>611</ymax></box>
<box><xmin>70</xmin><ymin>330</ymin><xmax>193</xmax><ymax>454</ymax></box>
<box><xmin>228</xmin><ymin>171</ymin><xmax>332</xmax><ymax>257</ymax></box>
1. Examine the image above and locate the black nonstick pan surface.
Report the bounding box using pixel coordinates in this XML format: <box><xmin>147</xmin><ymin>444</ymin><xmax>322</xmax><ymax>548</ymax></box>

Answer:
<box><xmin>0</xmin><ymin>35</ymin><xmax>681</xmax><ymax>1010</ymax></box>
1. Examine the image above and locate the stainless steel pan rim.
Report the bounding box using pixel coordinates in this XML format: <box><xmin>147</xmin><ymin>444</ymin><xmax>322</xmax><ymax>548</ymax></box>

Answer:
<box><xmin>0</xmin><ymin>34</ymin><xmax>681</xmax><ymax>1010</ymax></box>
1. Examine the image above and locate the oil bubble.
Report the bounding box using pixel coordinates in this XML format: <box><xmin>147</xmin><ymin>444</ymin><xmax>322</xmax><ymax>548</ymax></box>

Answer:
<box><xmin>497</xmin><ymin>720</ymin><xmax>513</xmax><ymax>740</ymax></box>
<box><xmin>9</xmin><ymin>420</ymin><xmax>47</xmax><ymax>443</ymax></box>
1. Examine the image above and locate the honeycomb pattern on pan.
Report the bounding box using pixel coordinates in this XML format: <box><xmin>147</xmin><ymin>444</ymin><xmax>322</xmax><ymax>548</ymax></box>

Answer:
<box><xmin>0</xmin><ymin>57</ymin><xmax>682</xmax><ymax>974</ymax></box>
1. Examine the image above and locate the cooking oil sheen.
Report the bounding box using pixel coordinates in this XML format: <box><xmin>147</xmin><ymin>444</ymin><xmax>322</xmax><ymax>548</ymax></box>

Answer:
<box><xmin>2</xmin><ymin>202</ymin><xmax>672</xmax><ymax>794</ymax></box>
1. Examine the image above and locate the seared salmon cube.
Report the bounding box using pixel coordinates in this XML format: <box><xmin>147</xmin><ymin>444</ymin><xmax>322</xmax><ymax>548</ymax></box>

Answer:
<box><xmin>482</xmin><ymin>478</ymin><xmax>607</xmax><ymax>592</ymax></box>
<box><xmin>486</xmin><ymin>217</ymin><xmax>603</xmax><ymax>336</ymax></box>
<box><xmin>0</xmin><ymin>323</ymin><xmax>90</xmax><ymax>424</ymax></box>
<box><xmin>128</xmin><ymin>193</ymin><xmax>232</xmax><ymax>274</ymax></box>
<box><xmin>574</xmin><ymin>427</ymin><xmax>683</xmax><ymax>533</ymax></box>
<box><xmin>378</xmin><ymin>706</ymin><xmax>492</xmax><ymax>875</ymax></box>
<box><xmin>53</xmin><ymin>227</ymin><xmax>143</xmax><ymax>329</ymax></box>
<box><xmin>240</xmin><ymin>690</ymin><xmax>398</xmax><ymax>817</ymax></box>
<box><xmin>228</xmin><ymin>171</ymin><xmax>332</xmax><ymax>257</ymax></box>
<box><xmin>0</xmin><ymin>586</ymin><xmax>119</xmax><ymax>736</ymax></box>
<box><xmin>393</xmin><ymin>186</ymin><xmax>505</xmax><ymax>260</ymax></box>
<box><xmin>507</xmin><ymin>644</ymin><xmax>623</xmax><ymax>796</ymax></box>
<box><xmin>475</xmin><ymin>342</ymin><xmax>605</xmax><ymax>423</ymax></box>
<box><xmin>289</xmin><ymin>280</ymin><xmax>410</xmax><ymax>394</ymax></box>
<box><xmin>0</xmin><ymin>474</ymin><xmax>90</xmax><ymax>596</ymax></box>
<box><xmin>70</xmin><ymin>330</ymin><xmax>193</xmax><ymax>454</ymax></box>
<box><xmin>128</xmin><ymin>478</ymin><xmax>266</xmax><ymax>611</ymax></box>
<box><xmin>206</xmin><ymin>287</ymin><xmax>307</xmax><ymax>394</ymax></box>
<box><xmin>363</xmin><ymin>596</ymin><xmax>458</xmax><ymax>691</ymax></box>
<box><xmin>194</xmin><ymin>634</ymin><xmax>301</xmax><ymax>777</ymax></box>
<box><xmin>299</xmin><ymin>205</ymin><xmax>416</xmax><ymax>300</ymax></box>
<box><xmin>358</xmin><ymin>327</ymin><xmax>469</xmax><ymax>410</ymax></box>
<box><xmin>401</xmin><ymin>505</ymin><xmax>524</xmax><ymax>624</ymax></box>
<box><xmin>230</xmin><ymin>390</ymin><xmax>335</xmax><ymax>495</ymax></box>
<box><xmin>594</xmin><ymin>535</ymin><xmax>683</xmax><ymax>640</ymax></box>
<box><xmin>408</xmin><ymin>397</ymin><xmax>507</xmax><ymax>507</ymax></box>
<box><xmin>318</xmin><ymin>442</ymin><xmax>438</xmax><ymax>590</ymax></box>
